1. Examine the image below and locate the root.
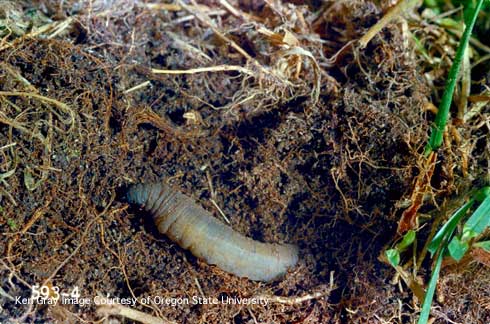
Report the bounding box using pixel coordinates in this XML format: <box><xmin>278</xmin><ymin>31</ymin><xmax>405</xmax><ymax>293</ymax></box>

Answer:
<box><xmin>255</xmin><ymin>284</ymin><xmax>333</xmax><ymax>305</ymax></box>
<box><xmin>152</xmin><ymin>64</ymin><xmax>255</xmax><ymax>76</ymax></box>
<box><xmin>255</xmin><ymin>273</ymin><xmax>335</xmax><ymax>305</ymax></box>
<box><xmin>0</xmin><ymin>91</ymin><xmax>76</xmax><ymax>130</ymax></box>
<box><xmin>96</xmin><ymin>296</ymin><xmax>176</xmax><ymax>324</ymax></box>
<box><xmin>358</xmin><ymin>0</ymin><xmax>419</xmax><ymax>48</ymax></box>
<box><xmin>150</xmin><ymin>0</ymin><xmax>323</xmax><ymax>119</ymax></box>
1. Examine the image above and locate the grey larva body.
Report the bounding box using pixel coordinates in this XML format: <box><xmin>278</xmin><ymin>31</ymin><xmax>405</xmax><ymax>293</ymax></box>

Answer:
<box><xmin>127</xmin><ymin>182</ymin><xmax>299</xmax><ymax>282</ymax></box>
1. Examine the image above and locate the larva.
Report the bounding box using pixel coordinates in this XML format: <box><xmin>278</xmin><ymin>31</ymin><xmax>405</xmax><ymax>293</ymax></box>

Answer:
<box><xmin>127</xmin><ymin>182</ymin><xmax>299</xmax><ymax>282</ymax></box>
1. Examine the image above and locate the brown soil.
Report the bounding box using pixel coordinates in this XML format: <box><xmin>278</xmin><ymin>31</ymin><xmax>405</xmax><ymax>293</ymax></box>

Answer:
<box><xmin>1</xmin><ymin>1</ymin><xmax>489</xmax><ymax>324</ymax></box>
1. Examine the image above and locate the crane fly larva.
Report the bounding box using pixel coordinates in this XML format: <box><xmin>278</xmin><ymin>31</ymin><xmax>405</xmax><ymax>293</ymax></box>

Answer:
<box><xmin>127</xmin><ymin>182</ymin><xmax>299</xmax><ymax>282</ymax></box>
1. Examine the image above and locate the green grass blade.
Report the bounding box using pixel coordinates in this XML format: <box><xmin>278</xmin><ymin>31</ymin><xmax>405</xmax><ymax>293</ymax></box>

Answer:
<box><xmin>386</xmin><ymin>249</ymin><xmax>401</xmax><ymax>267</ymax></box>
<box><xmin>448</xmin><ymin>236</ymin><xmax>469</xmax><ymax>261</ymax></box>
<box><xmin>462</xmin><ymin>195</ymin><xmax>490</xmax><ymax>239</ymax></box>
<box><xmin>428</xmin><ymin>199</ymin><xmax>474</xmax><ymax>255</ymax></box>
<box><xmin>475</xmin><ymin>186</ymin><xmax>490</xmax><ymax>202</ymax></box>
<box><xmin>398</xmin><ymin>229</ymin><xmax>416</xmax><ymax>251</ymax></box>
<box><xmin>424</xmin><ymin>0</ymin><xmax>485</xmax><ymax>155</ymax></box>
<box><xmin>417</xmin><ymin>248</ymin><xmax>445</xmax><ymax>324</ymax></box>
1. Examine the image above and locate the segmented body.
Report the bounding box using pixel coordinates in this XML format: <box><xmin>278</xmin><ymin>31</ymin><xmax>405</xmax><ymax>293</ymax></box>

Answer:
<box><xmin>127</xmin><ymin>182</ymin><xmax>299</xmax><ymax>282</ymax></box>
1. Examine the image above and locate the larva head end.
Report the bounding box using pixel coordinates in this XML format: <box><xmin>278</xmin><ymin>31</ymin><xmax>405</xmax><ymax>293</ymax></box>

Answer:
<box><xmin>125</xmin><ymin>183</ymin><xmax>146</xmax><ymax>205</ymax></box>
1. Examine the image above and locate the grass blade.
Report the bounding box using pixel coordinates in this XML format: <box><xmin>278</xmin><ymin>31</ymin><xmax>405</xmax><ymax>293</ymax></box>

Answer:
<box><xmin>386</xmin><ymin>249</ymin><xmax>401</xmax><ymax>267</ymax></box>
<box><xmin>428</xmin><ymin>199</ymin><xmax>474</xmax><ymax>255</ymax></box>
<box><xmin>463</xmin><ymin>196</ymin><xmax>490</xmax><ymax>239</ymax></box>
<box><xmin>448</xmin><ymin>236</ymin><xmax>469</xmax><ymax>261</ymax></box>
<box><xmin>398</xmin><ymin>229</ymin><xmax>416</xmax><ymax>251</ymax></box>
<box><xmin>417</xmin><ymin>248</ymin><xmax>444</xmax><ymax>324</ymax></box>
<box><xmin>424</xmin><ymin>0</ymin><xmax>485</xmax><ymax>155</ymax></box>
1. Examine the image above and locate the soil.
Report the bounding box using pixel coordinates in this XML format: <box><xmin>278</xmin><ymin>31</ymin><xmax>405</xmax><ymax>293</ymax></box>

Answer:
<box><xmin>0</xmin><ymin>1</ymin><xmax>489</xmax><ymax>323</ymax></box>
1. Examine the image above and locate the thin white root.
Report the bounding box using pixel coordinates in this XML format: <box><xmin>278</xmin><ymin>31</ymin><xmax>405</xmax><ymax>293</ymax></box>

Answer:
<box><xmin>123</xmin><ymin>81</ymin><xmax>152</xmax><ymax>94</ymax></box>
<box><xmin>255</xmin><ymin>283</ymin><xmax>333</xmax><ymax>305</ymax></box>
<box><xmin>256</xmin><ymin>289</ymin><xmax>331</xmax><ymax>305</ymax></box>
<box><xmin>152</xmin><ymin>65</ymin><xmax>255</xmax><ymax>76</ymax></box>
<box><xmin>96</xmin><ymin>297</ymin><xmax>176</xmax><ymax>324</ymax></box>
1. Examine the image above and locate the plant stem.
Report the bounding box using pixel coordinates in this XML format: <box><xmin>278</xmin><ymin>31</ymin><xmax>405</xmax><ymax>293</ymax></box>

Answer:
<box><xmin>424</xmin><ymin>0</ymin><xmax>484</xmax><ymax>155</ymax></box>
